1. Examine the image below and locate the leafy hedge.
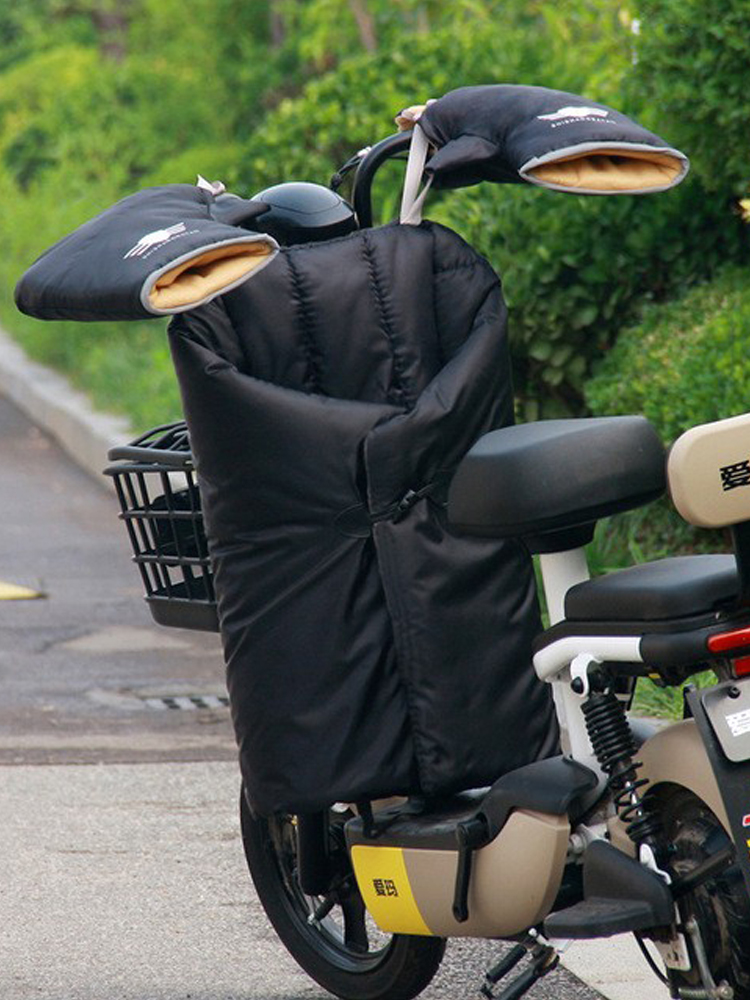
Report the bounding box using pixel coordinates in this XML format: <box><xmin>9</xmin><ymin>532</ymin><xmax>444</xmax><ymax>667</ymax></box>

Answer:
<box><xmin>629</xmin><ymin>0</ymin><xmax>750</xmax><ymax>196</ymax></box>
<box><xmin>1</xmin><ymin>0</ymin><xmax>747</xmax><ymax>431</ymax></box>
<box><xmin>222</xmin><ymin>15</ymin><xmax>747</xmax><ymax>419</ymax></box>
<box><xmin>586</xmin><ymin>264</ymin><xmax>750</xmax><ymax>441</ymax></box>
<box><xmin>0</xmin><ymin>44</ymin><xmax>226</xmax><ymax>194</ymax></box>
<box><xmin>436</xmin><ymin>176</ymin><xmax>745</xmax><ymax>418</ymax></box>
<box><xmin>215</xmin><ymin>12</ymin><xmax>624</xmax><ymax>197</ymax></box>
<box><xmin>1</xmin><ymin>6</ymin><xmax>643</xmax><ymax>429</ymax></box>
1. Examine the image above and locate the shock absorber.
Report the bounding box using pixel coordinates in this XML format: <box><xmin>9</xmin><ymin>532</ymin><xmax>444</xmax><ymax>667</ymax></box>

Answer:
<box><xmin>582</xmin><ymin>688</ymin><xmax>664</xmax><ymax>858</ymax></box>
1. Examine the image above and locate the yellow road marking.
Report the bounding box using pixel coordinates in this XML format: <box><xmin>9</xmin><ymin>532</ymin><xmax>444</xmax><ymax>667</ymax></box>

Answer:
<box><xmin>0</xmin><ymin>581</ymin><xmax>44</xmax><ymax>600</ymax></box>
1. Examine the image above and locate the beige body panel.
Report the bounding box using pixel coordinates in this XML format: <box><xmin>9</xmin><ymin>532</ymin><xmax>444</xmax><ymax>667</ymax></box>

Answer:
<box><xmin>668</xmin><ymin>412</ymin><xmax>750</xmax><ymax>527</ymax></box>
<box><xmin>609</xmin><ymin>719</ymin><xmax>729</xmax><ymax>854</ymax></box>
<box><xmin>403</xmin><ymin>809</ymin><xmax>569</xmax><ymax>938</ymax></box>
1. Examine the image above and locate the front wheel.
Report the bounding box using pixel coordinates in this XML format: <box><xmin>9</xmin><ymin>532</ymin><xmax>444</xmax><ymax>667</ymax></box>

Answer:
<box><xmin>239</xmin><ymin>789</ymin><xmax>445</xmax><ymax>1000</ymax></box>
<box><xmin>660</xmin><ymin>786</ymin><xmax>750</xmax><ymax>1000</ymax></box>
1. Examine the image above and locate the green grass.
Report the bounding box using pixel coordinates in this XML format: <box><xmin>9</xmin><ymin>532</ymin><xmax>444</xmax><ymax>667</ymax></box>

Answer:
<box><xmin>0</xmin><ymin>169</ymin><xmax>184</xmax><ymax>434</ymax></box>
<box><xmin>1</xmin><ymin>310</ymin><xmax>183</xmax><ymax>432</ymax></box>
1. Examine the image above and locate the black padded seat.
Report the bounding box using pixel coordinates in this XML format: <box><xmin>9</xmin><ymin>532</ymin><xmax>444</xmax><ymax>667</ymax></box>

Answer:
<box><xmin>448</xmin><ymin>417</ymin><xmax>666</xmax><ymax>547</ymax></box>
<box><xmin>346</xmin><ymin>792</ymin><xmax>487</xmax><ymax>850</ymax></box>
<box><xmin>565</xmin><ymin>555</ymin><xmax>738</xmax><ymax>623</ymax></box>
<box><xmin>345</xmin><ymin>757</ymin><xmax>598</xmax><ymax>850</ymax></box>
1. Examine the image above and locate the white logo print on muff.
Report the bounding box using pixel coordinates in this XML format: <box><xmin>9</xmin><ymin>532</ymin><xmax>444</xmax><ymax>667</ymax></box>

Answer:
<box><xmin>123</xmin><ymin>222</ymin><xmax>188</xmax><ymax>259</ymax></box>
<box><xmin>537</xmin><ymin>106</ymin><xmax>610</xmax><ymax>121</ymax></box>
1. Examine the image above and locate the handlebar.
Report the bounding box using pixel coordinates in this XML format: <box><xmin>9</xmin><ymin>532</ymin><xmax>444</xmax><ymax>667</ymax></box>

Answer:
<box><xmin>350</xmin><ymin>131</ymin><xmax>413</xmax><ymax>229</ymax></box>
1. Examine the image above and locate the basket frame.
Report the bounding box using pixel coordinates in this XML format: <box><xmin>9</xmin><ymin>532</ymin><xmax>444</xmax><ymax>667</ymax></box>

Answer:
<box><xmin>104</xmin><ymin>422</ymin><xmax>219</xmax><ymax>632</ymax></box>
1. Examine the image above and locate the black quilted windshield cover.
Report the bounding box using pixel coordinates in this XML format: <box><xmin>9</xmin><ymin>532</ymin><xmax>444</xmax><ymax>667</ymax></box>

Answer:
<box><xmin>169</xmin><ymin>221</ymin><xmax>558</xmax><ymax>815</ymax></box>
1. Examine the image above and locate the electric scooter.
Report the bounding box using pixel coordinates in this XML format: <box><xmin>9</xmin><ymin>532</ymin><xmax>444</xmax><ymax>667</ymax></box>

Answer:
<box><xmin>78</xmin><ymin>94</ymin><xmax>750</xmax><ymax>1000</ymax></box>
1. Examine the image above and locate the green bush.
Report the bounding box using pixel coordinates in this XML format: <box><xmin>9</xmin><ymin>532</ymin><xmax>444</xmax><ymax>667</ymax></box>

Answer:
<box><xmin>1</xmin><ymin>0</ymin><xmax>747</xmax><ymax>433</ymax></box>
<box><xmin>436</xmin><ymin>176</ymin><xmax>745</xmax><ymax>418</ymax></box>
<box><xmin>0</xmin><ymin>3</ymin><xmax>651</xmax><ymax>430</ymax></box>
<box><xmin>583</xmin><ymin>264</ymin><xmax>748</xmax><ymax>569</ymax></box>
<box><xmin>0</xmin><ymin>160</ymin><xmax>180</xmax><ymax>429</ymax></box>
<box><xmin>630</xmin><ymin>0</ymin><xmax>750</xmax><ymax>196</ymax></box>
<box><xmin>586</xmin><ymin>263</ymin><xmax>750</xmax><ymax>441</ymax></box>
<box><xmin>0</xmin><ymin>45</ymin><xmax>227</xmax><ymax>193</ymax></box>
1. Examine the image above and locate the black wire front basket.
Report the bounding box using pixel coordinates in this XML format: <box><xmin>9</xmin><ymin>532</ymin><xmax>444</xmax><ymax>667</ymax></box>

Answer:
<box><xmin>104</xmin><ymin>422</ymin><xmax>219</xmax><ymax>632</ymax></box>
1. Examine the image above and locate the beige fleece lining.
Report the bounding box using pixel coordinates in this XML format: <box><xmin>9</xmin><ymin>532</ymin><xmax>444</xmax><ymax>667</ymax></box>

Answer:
<box><xmin>528</xmin><ymin>148</ymin><xmax>683</xmax><ymax>191</ymax></box>
<box><xmin>148</xmin><ymin>243</ymin><xmax>274</xmax><ymax>310</ymax></box>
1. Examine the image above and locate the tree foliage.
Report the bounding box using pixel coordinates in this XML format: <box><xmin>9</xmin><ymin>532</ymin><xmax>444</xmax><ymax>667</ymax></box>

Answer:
<box><xmin>629</xmin><ymin>0</ymin><xmax>750</xmax><ymax>196</ymax></box>
<box><xmin>586</xmin><ymin>264</ymin><xmax>750</xmax><ymax>441</ymax></box>
<box><xmin>437</xmin><ymin>172</ymin><xmax>745</xmax><ymax>417</ymax></box>
<box><xmin>0</xmin><ymin>0</ymin><xmax>746</xmax><ymax>427</ymax></box>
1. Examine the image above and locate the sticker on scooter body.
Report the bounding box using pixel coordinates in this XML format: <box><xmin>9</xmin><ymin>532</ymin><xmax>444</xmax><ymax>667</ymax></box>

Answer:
<box><xmin>702</xmin><ymin>680</ymin><xmax>750</xmax><ymax>763</ymax></box>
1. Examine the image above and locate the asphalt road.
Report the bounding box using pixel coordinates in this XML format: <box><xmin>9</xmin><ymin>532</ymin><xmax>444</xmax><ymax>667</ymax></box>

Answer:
<box><xmin>0</xmin><ymin>393</ymin><xmax>233</xmax><ymax>766</ymax></box>
<box><xmin>0</xmin><ymin>392</ymin><xmax>603</xmax><ymax>1000</ymax></box>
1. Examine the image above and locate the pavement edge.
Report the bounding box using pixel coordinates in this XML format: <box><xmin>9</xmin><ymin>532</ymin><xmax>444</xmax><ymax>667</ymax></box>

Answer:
<box><xmin>0</xmin><ymin>328</ymin><xmax>131</xmax><ymax>485</ymax></box>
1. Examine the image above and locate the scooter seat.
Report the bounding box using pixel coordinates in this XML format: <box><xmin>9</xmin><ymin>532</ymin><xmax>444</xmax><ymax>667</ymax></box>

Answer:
<box><xmin>448</xmin><ymin>416</ymin><xmax>665</xmax><ymax>553</ymax></box>
<box><xmin>565</xmin><ymin>554</ymin><xmax>738</xmax><ymax>622</ymax></box>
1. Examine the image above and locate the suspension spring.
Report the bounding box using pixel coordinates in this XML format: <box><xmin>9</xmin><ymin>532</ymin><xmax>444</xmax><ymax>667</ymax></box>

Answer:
<box><xmin>582</xmin><ymin>690</ymin><xmax>663</xmax><ymax>850</ymax></box>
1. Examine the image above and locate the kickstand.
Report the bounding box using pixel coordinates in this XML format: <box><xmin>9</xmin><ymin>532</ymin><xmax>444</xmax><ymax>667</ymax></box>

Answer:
<box><xmin>480</xmin><ymin>935</ymin><xmax>560</xmax><ymax>1000</ymax></box>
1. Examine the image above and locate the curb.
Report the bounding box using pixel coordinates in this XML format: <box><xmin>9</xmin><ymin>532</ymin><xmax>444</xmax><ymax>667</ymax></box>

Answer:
<box><xmin>0</xmin><ymin>328</ymin><xmax>131</xmax><ymax>486</ymax></box>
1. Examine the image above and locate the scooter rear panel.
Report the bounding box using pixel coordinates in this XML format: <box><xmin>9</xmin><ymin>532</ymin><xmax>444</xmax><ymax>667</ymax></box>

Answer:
<box><xmin>350</xmin><ymin>809</ymin><xmax>569</xmax><ymax>938</ymax></box>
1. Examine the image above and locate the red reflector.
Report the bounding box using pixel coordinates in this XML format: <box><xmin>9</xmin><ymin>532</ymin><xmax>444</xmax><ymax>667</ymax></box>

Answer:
<box><xmin>734</xmin><ymin>656</ymin><xmax>750</xmax><ymax>677</ymax></box>
<box><xmin>708</xmin><ymin>627</ymin><xmax>750</xmax><ymax>653</ymax></box>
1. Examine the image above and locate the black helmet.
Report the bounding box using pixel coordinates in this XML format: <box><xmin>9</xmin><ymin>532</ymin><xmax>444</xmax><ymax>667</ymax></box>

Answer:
<box><xmin>248</xmin><ymin>182</ymin><xmax>357</xmax><ymax>246</ymax></box>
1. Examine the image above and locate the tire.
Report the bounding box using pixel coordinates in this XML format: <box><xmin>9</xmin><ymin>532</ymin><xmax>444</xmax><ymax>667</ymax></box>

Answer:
<box><xmin>660</xmin><ymin>785</ymin><xmax>750</xmax><ymax>1000</ymax></box>
<box><xmin>239</xmin><ymin>789</ymin><xmax>445</xmax><ymax>1000</ymax></box>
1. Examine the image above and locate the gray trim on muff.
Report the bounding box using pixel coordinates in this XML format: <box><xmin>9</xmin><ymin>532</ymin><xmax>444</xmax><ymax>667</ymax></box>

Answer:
<box><xmin>418</xmin><ymin>84</ymin><xmax>688</xmax><ymax>194</ymax></box>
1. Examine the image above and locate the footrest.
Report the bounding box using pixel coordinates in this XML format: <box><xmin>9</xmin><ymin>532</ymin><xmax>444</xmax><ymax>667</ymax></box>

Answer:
<box><xmin>545</xmin><ymin>896</ymin><xmax>667</xmax><ymax>939</ymax></box>
<box><xmin>544</xmin><ymin>840</ymin><xmax>674</xmax><ymax>939</ymax></box>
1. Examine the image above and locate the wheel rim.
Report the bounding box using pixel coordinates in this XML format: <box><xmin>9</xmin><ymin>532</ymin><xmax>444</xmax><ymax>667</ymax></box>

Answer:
<box><xmin>264</xmin><ymin>812</ymin><xmax>396</xmax><ymax>973</ymax></box>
